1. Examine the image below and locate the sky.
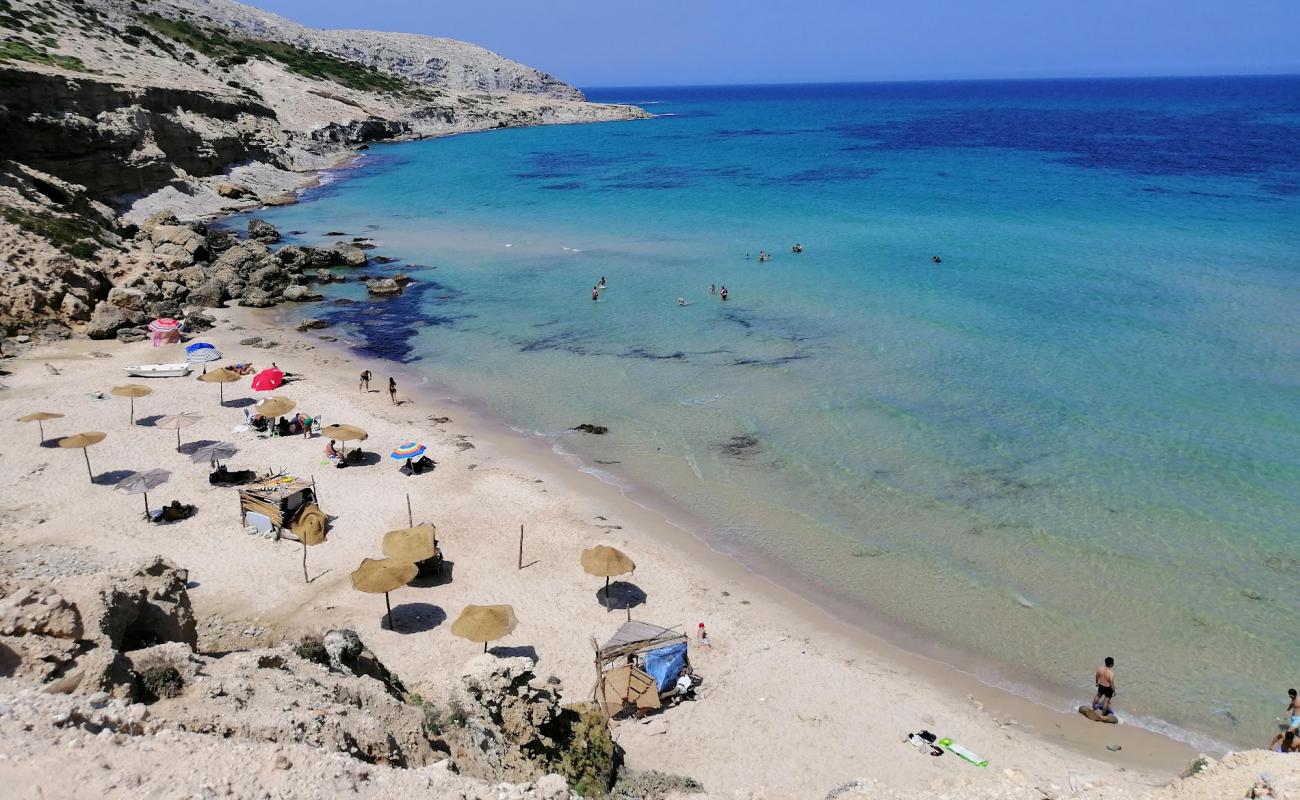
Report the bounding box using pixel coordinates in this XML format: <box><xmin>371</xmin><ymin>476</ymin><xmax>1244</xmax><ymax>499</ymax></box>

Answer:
<box><xmin>245</xmin><ymin>0</ymin><xmax>1300</xmax><ymax>87</ymax></box>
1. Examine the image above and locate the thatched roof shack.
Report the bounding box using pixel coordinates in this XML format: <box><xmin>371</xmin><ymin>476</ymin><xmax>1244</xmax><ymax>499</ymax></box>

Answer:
<box><xmin>593</xmin><ymin>620</ymin><xmax>690</xmax><ymax>719</ymax></box>
<box><xmin>238</xmin><ymin>475</ymin><xmax>317</xmax><ymax>535</ymax></box>
<box><xmin>597</xmin><ymin>620</ymin><xmax>687</xmax><ymax>666</ymax></box>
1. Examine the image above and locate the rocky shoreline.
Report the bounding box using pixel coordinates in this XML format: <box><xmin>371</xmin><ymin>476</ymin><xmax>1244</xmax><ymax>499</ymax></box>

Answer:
<box><xmin>0</xmin><ymin>0</ymin><xmax>648</xmax><ymax>346</ymax></box>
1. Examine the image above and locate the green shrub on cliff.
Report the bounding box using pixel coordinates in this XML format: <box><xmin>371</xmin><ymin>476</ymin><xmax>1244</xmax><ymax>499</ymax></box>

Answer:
<box><xmin>0</xmin><ymin>39</ymin><xmax>87</xmax><ymax>71</ymax></box>
<box><xmin>0</xmin><ymin>207</ymin><xmax>103</xmax><ymax>259</ymax></box>
<box><xmin>138</xmin><ymin>14</ymin><xmax>435</xmax><ymax>101</ymax></box>
<box><xmin>556</xmin><ymin>703</ymin><xmax>618</xmax><ymax>797</ymax></box>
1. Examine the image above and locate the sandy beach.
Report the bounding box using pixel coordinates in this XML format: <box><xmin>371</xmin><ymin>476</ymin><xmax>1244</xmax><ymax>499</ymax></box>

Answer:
<box><xmin>0</xmin><ymin>307</ymin><xmax>1221</xmax><ymax>798</ymax></box>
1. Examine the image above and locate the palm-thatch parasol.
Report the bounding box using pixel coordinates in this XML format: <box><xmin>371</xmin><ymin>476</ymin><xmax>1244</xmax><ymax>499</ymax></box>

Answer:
<box><xmin>57</xmin><ymin>431</ymin><xmax>106</xmax><ymax>481</ymax></box>
<box><xmin>350</xmin><ymin>557</ymin><xmax>418</xmax><ymax>629</ymax></box>
<box><xmin>114</xmin><ymin>468</ymin><xmax>171</xmax><ymax>515</ymax></box>
<box><xmin>291</xmin><ymin>504</ymin><xmax>329</xmax><ymax>583</ymax></box>
<box><xmin>197</xmin><ymin>367</ymin><xmax>240</xmax><ymax>404</ymax></box>
<box><xmin>18</xmin><ymin>411</ymin><xmax>63</xmax><ymax>441</ymax></box>
<box><xmin>451</xmin><ymin>604</ymin><xmax>518</xmax><ymax>653</ymax></box>
<box><xmin>321</xmin><ymin>424</ymin><xmax>368</xmax><ymax>456</ymax></box>
<box><xmin>381</xmin><ymin>525</ymin><xmax>438</xmax><ymax>563</ymax></box>
<box><xmin>158</xmin><ymin>412</ymin><xmax>201</xmax><ymax>449</ymax></box>
<box><xmin>581</xmin><ymin>545</ymin><xmax>636</xmax><ymax>610</ymax></box>
<box><xmin>255</xmin><ymin>396</ymin><xmax>296</xmax><ymax>419</ymax></box>
<box><xmin>110</xmin><ymin>384</ymin><xmax>153</xmax><ymax>424</ymax></box>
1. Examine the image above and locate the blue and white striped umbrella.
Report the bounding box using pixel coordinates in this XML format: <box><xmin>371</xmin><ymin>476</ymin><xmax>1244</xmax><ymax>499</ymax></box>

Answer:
<box><xmin>185</xmin><ymin>347</ymin><xmax>223</xmax><ymax>364</ymax></box>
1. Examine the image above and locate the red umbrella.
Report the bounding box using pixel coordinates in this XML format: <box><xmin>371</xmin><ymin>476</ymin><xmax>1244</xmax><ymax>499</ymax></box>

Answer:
<box><xmin>250</xmin><ymin>368</ymin><xmax>284</xmax><ymax>392</ymax></box>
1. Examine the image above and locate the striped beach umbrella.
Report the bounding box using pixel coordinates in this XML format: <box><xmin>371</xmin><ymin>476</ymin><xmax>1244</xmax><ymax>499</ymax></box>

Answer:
<box><xmin>185</xmin><ymin>346</ymin><xmax>223</xmax><ymax>373</ymax></box>
<box><xmin>390</xmin><ymin>442</ymin><xmax>426</xmax><ymax>460</ymax></box>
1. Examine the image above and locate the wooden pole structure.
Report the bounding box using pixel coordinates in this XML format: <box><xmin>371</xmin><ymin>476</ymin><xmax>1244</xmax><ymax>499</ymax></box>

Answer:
<box><xmin>301</xmin><ymin>540</ymin><xmax>309</xmax><ymax>583</ymax></box>
<box><xmin>406</xmin><ymin>493</ymin><xmax>413</xmax><ymax>528</ymax></box>
<box><xmin>38</xmin><ymin>420</ymin><xmax>45</xmax><ymax>440</ymax></box>
<box><xmin>311</xmin><ymin>475</ymin><xmax>319</xmax><ymax>505</ymax></box>
<box><xmin>384</xmin><ymin>592</ymin><xmax>393</xmax><ymax>630</ymax></box>
<box><xmin>518</xmin><ymin>524</ymin><xmax>524</xmax><ymax>569</ymax></box>
<box><xmin>82</xmin><ymin>448</ymin><xmax>93</xmax><ymax>482</ymax></box>
<box><xmin>128</xmin><ymin>397</ymin><xmax>135</xmax><ymax>424</ymax></box>
<box><xmin>604</xmin><ymin>576</ymin><xmax>611</xmax><ymax>612</ymax></box>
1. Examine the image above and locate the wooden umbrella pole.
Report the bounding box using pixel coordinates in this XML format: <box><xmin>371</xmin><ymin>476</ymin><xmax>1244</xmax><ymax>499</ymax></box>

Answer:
<box><xmin>143</xmin><ymin>492</ymin><xmax>149</xmax><ymax>516</ymax></box>
<box><xmin>605</xmin><ymin>576</ymin><xmax>611</xmax><ymax>612</ymax></box>
<box><xmin>82</xmin><ymin>448</ymin><xmax>93</xmax><ymax>482</ymax></box>
<box><xmin>129</xmin><ymin>397</ymin><xmax>135</xmax><ymax>424</ymax></box>
<box><xmin>219</xmin><ymin>383</ymin><xmax>224</xmax><ymax>404</ymax></box>
<box><xmin>301</xmin><ymin>540</ymin><xmax>308</xmax><ymax>583</ymax></box>
<box><xmin>384</xmin><ymin>592</ymin><xmax>393</xmax><ymax>630</ymax></box>
<box><xmin>483</xmin><ymin>641</ymin><xmax>488</xmax><ymax>654</ymax></box>
<box><xmin>175</xmin><ymin>428</ymin><xmax>181</xmax><ymax>449</ymax></box>
<box><xmin>37</xmin><ymin>420</ymin><xmax>44</xmax><ymax>440</ymax></box>
<box><xmin>406</xmin><ymin>493</ymin><xmax>413</xmax><ymax>528</ymax></box>
<box><xmin>518</xmin><ymin>525</ymin><xmax>524</xmax><ymax>569</ymax></box>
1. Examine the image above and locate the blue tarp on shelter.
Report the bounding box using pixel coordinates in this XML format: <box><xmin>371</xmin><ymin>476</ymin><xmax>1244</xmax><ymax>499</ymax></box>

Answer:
<box><xmin>186</xmin><ymin>342</ymin><xmax>215</xmax><ymax>352</ymax></box>
<box><xmin>643</xmin><ymin>643</ymin><xmax>687</xmax><ymax>692</ymax></box>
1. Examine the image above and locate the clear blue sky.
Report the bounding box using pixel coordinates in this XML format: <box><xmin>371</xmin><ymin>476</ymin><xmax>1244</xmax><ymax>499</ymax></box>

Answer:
<box><xmin>246</xmin><ymin>0</ymin><xmax>1299</xmax><ymax>87</ymax></box>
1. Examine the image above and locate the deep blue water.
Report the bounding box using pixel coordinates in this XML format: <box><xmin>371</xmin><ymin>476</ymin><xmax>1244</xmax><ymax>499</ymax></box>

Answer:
<box><xmin>245</xmin><ymin>76</ymin><xmax>1300</xmax><ymax>749</ymax></box>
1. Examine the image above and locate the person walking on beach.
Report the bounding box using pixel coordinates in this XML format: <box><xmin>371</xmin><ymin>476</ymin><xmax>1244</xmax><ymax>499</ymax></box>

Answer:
<box><xmin>1093</xmin><ymin>657</ymin><xmax>1116</xmax><ymax>715</ymax></box>
<box><xmin>359</xmin><ymin>370</ymin><xmax>371</xmax><ymax>392</ymax></box>
<box><xmin>388</xmin><ymin>377</ymin><xmax>398</xmax><ymax>405</ymax></box>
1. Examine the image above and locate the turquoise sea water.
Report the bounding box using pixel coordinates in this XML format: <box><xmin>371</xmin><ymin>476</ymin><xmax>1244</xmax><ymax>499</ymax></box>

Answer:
<box><xmin>242</xmin><ymin>77</ymin><xmax>1300</xmax><ymax>749</ymax></box>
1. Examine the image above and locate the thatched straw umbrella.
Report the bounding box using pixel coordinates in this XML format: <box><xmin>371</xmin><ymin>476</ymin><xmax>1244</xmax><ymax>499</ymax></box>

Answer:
<box><xmin>57</xmin><ymin>431</ymin><xmax>106</xmax><ymax>482</ymax></box>
<box><xmin>157</xmin><ymin>412</ymin><xmax>201</xmax><ymax>450</ymax></box>
<box><xmin>18</xmin><ymin>411</ymin><xmax>63</xmax><ymax>441</ymax></box>
<box><xmin>255</xmin><ymin>396</ymin><xmax>296</xmax><ymax>418</ymax></box>
<box><xmin>291</xmin><ymin>504</ymin><xmax>329</xmax><ymax>583</ymax></box>
<box><xmin>321</xmin><ymin>424</ymin><xmax>368</xmax><ymax>457</ymax></box>
<box><xmin>581</xmin><ymin>545</ymin><xmax>636</xmax><ymax>611</ymax></box>
<box><xmin>350</xmin><ymin>557</ymin><xmax>417</xmax><ymax>630</ymax></box>
<box><xmin>451</xmin><ymin>604</ymin><xmax>518</xmax><ymax>653</ymax></box>
<box><xmin>110</xmin><ymin>384</ymin><xmax>153</xmax><ymax>424</ymax></box>
<box><xmin>382</xmin><ymin>525</ymin><xmax>437</xmax><ymax>562</ymax></box>
<box><xmin>197</xmin><ymin>367</ymin><xmax>240</xmax><ymax>404</ymax></box>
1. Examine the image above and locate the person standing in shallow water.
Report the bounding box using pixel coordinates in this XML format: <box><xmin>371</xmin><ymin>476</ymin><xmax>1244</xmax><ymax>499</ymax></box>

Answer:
<box><xmin>388</xmin><ymin>377</ymin><xmax>398</xmax><ymax>405</ymax></box>
<box><xmin>720</xmin><ymin>286</ymin><xmax>729</xmax><ymax>301</ymax></box>
<box><xmin>592</xmin><ymin>286</ymin><xmax>599</xmax><ymax>301</ymax></box>
<box><xmin>359</xmin><ymin>370</ymin><xmax>371</xmax><ymax>392</ymax></box>
<box><xmin>1093</xmin><ymin>656</ymin><xmax>1116</xmax><ymax>715</ymax></box>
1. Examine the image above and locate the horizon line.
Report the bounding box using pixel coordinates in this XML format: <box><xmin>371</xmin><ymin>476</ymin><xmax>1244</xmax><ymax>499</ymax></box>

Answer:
<box><xmin>578</xmin><ymin>70</ymin><xmax>1300</xmax><ymax>92</ymax></box>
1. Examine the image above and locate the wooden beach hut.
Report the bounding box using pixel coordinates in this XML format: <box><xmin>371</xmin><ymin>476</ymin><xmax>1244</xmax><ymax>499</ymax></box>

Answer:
<box><xmin>237</xmin><ymin>474</ymin><xmax>319</xmax><ymax>536</ymax></box>
<box><xmin>592</xmin><ymin>620</ymin><xmax>690</xmax><ymax>719</ymax></box>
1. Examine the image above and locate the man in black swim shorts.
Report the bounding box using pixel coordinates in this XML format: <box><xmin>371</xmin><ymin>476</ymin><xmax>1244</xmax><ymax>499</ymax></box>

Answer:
<box><xmin>1093</xmin><ymin>656</ymin><xmax>1116</xmax><ymax>715</ymax></box>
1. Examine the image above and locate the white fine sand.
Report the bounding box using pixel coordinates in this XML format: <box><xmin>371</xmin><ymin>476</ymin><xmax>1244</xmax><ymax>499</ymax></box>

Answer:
<box><xmin>0</xmin><ymin>308</ymin><xmax>1206</xmax><ymax>798</ymax></box>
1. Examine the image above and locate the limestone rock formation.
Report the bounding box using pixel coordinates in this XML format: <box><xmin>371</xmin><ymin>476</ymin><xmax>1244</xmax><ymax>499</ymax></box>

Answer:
<box><xmin>366</xmin><ymin>277</ymin><xmax>404</xmax><ymax>296</ymax></box>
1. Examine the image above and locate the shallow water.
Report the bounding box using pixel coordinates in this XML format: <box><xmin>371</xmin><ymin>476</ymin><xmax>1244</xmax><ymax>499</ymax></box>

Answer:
<box><xmin>242</xmin><ymin>77</ymin><xmax>1300</xmax><ymax>749</ymax></box>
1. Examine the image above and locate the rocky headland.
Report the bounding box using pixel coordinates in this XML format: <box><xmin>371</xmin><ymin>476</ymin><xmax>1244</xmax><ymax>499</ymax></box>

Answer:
<box><xmin>0</xmin><ymin>0</ymin><xmax>648</xmax><ymax>340</ymax></box>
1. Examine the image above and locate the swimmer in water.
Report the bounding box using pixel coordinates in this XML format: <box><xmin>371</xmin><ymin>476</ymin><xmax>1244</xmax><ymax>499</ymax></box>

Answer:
<box><xmin>792</xmin><ymin>243</ymin><xmax>803</xmax><ymax>253</ymax></box>
<box><xmin>709</xmin><ymin>284</ymin><xmax>716</xmax><ymax>295</ymax></box>
<box><xmin>676</xmin><ymin>297</ymin><xmax>688</xmax><ymax>306</ymax></box>
<box><xmin>592</xmin><ymin>286</ymin><xmax>599</xmax><ymax>301</ymax></box>
<box><xmin>932</xmin><ymin>255</ymin><xmax>942</xmax><ymax>264</ymax></box>
<box><xmin>598</xmin><ymin>276</ymin><xmax>606</xmax><ymax>289</ymax></box>
<box><xmin>720</xmin><ymin>286</ymin><xmax>729</xmax><ymax>301</ymax></box>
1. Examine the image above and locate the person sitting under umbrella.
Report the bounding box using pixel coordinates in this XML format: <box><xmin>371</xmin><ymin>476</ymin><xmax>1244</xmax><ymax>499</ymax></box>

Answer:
<box><xmin>324</xmin><ymin>439</ymin><xmax>340</xmax><ymax>460</ymax></box>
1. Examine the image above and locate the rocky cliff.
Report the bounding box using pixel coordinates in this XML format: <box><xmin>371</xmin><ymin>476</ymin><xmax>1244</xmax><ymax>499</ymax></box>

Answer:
<box><xmin>0</xmin><ymin>0</ymin><xmax>648</xmax><ymax>337</ymax></box>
